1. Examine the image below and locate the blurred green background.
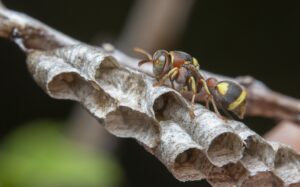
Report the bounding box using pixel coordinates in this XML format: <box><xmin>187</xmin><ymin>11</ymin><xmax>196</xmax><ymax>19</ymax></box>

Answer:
<box><xmin>0</xmin><ymin>120</ymin><xmax>122</xmax><ymax>187</ymax></box>
<box><xmin>0</xmin><ymin>0</ymin><xmax>299</xmax><ymax>187</ymax></box>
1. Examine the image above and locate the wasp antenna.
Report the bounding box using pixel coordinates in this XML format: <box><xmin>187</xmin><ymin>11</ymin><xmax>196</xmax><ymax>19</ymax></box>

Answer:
<box><xmin>138</xmin><ymin>59</ymin><xmax>152</xmax><ymax>67</ymax></box>
<box><xmin>133</xmin><ymin>47</ymin><xmax>153</xmax><ymax>61</ymax></box>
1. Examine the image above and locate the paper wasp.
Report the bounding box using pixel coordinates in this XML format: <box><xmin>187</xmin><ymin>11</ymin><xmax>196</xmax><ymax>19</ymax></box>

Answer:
<box><xmin>134</xmin><ymin>48</ymin><xmax>247</xmax><ymax>119</ymax></box>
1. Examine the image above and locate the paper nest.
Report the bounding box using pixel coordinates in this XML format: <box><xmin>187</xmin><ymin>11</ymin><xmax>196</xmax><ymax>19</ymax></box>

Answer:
<box><xmin>26</xmin><ymin>44</ymin><xmax>300</xmax><ymax>187</ymax></box>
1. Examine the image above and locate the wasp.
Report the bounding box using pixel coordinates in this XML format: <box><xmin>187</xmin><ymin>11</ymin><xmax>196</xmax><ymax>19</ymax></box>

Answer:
<box><xmin>134</xmin><ymin>48</ymin><xmax>247</xmax><ymax>119</ymax></box>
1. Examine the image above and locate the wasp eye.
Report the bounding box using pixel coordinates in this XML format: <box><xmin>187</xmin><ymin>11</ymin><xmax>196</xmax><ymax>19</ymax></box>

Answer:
<box><xmin>158</xmin><ymin>55</ymin><xmax>166</xmax><ymax>63</ymax></box>
<box><xmin>152</xmin><ymin>50</ymin><xmax>169</xmax><ymax>76</ymax></box>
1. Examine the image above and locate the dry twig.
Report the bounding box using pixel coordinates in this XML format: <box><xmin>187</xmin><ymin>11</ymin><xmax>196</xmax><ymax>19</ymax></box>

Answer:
<box><xmin>264</xmin><ymin>121</ymin><xmax>300</xmax><ymax>152</ymax></box>
<box><xmin>0</xmin><ymin>5</ymin><xmax>300</xmax><ymax>187</ymax></box>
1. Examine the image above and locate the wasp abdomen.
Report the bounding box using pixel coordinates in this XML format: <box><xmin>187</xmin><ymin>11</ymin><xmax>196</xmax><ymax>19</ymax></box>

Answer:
<box><xmin>216</xmin><ymin>81</ymin><xmax>246</xmax><ymax>110</ymax></box>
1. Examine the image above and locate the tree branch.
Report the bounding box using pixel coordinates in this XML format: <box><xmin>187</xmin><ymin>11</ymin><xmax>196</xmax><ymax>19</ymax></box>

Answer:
<box><xmin>264</xmin><ymin>121</ymin><xmax>300</xmax><ymax>152</ymax></box>
<box><xmin>0</xmin><ymin>6</ymin><xmax>78</xmax><ymax>50</ymax></box>
<box><xmin>2</xmin><ymin>4</ymin><xmax>300</xmax><ymax>124</ymax></box>
<box><xmin>0</xmin><ymin>5</ymin><xmax>300</xmax><ymax>186</ymax></box>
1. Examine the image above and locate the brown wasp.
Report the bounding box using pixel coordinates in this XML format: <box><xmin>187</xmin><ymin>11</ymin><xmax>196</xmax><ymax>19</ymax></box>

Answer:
<box><xmin>134</xmin><ymin>48</ymin><xmax>247</xmax><ymax>119</ymax></box>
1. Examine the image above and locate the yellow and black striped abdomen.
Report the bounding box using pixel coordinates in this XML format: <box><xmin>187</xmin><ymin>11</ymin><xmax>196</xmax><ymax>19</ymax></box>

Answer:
<box><xmin>215</xmin><ymin>81</ymin><xmax>247</xmax><ymax>111</ymax></box>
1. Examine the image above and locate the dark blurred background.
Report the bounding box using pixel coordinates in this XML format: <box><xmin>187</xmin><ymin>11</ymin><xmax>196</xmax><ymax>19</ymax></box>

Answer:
<box><xmin>0</xmin><ymin>0</ymin><xmax>300</xmax><ymax>187</ymax></box>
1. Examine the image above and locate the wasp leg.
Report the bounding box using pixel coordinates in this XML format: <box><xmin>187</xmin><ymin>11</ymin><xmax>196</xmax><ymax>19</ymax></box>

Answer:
<box><xmin>169</xmin><ymin>66</ymin><xmax>180</xmax><ymax>89</ymax></box>
<box><xmin>199</xmin><ymin>79</ymin><xmax>212</xmax><ymax>110</ymax></box>
<box><xmin>210</xmin><ymin>97</ymin><xmax>221</xmax><ymax>116</ymax></box>
<box><xmin>200</xmin><ymin>79</ymin><xmax>226</xmax><ymax>120</ymax></box>
<box><xmin>189</xmin><ymin>93</ymin><xmax>196</xmax><ymax>119</ymax></box>
<box><xmin>187</xmin><ymin>76</ymin><xmax>198</xmax><ymax>119</ymax></box>
<box><xmin>153</xmin><ymin>67</ymin><xmax>179</xmax><ymax>87</ymax></box>
<box><xmin>210</xmin><ymin>96</ymin><xmax>228</xmax><ymax>120</ymax></box>
<box><xmin>169</xmin><ymin>78</ymin><xmax>175</xmax><ymax>89</ymax></box>
<box><xmin>205</xmin><ymin>96</ymin><xmax>210</xmax><ymax>109</ymax></box>
<box><xmin>200</xmin><ymin>79</ymin><xmax>211</xmax><ymax>95</ymax></box>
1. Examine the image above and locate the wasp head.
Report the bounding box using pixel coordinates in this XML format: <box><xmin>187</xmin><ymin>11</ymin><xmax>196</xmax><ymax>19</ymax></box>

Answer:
<box><xmin>134</xmin><ymin>48</ymin><xmax>170</xmax><ymax>78</ymax></box>
<box><xmin>152</xmin><ymin>50</ymin><xmax>170</xmax><ymax>77</ymax></box>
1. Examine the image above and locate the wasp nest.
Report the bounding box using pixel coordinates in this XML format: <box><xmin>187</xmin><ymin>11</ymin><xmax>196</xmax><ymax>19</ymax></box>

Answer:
<box><xmin>27</xmin><ymin>45</ymin><xmax>300</xmax><ymax>187</ymax></box>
